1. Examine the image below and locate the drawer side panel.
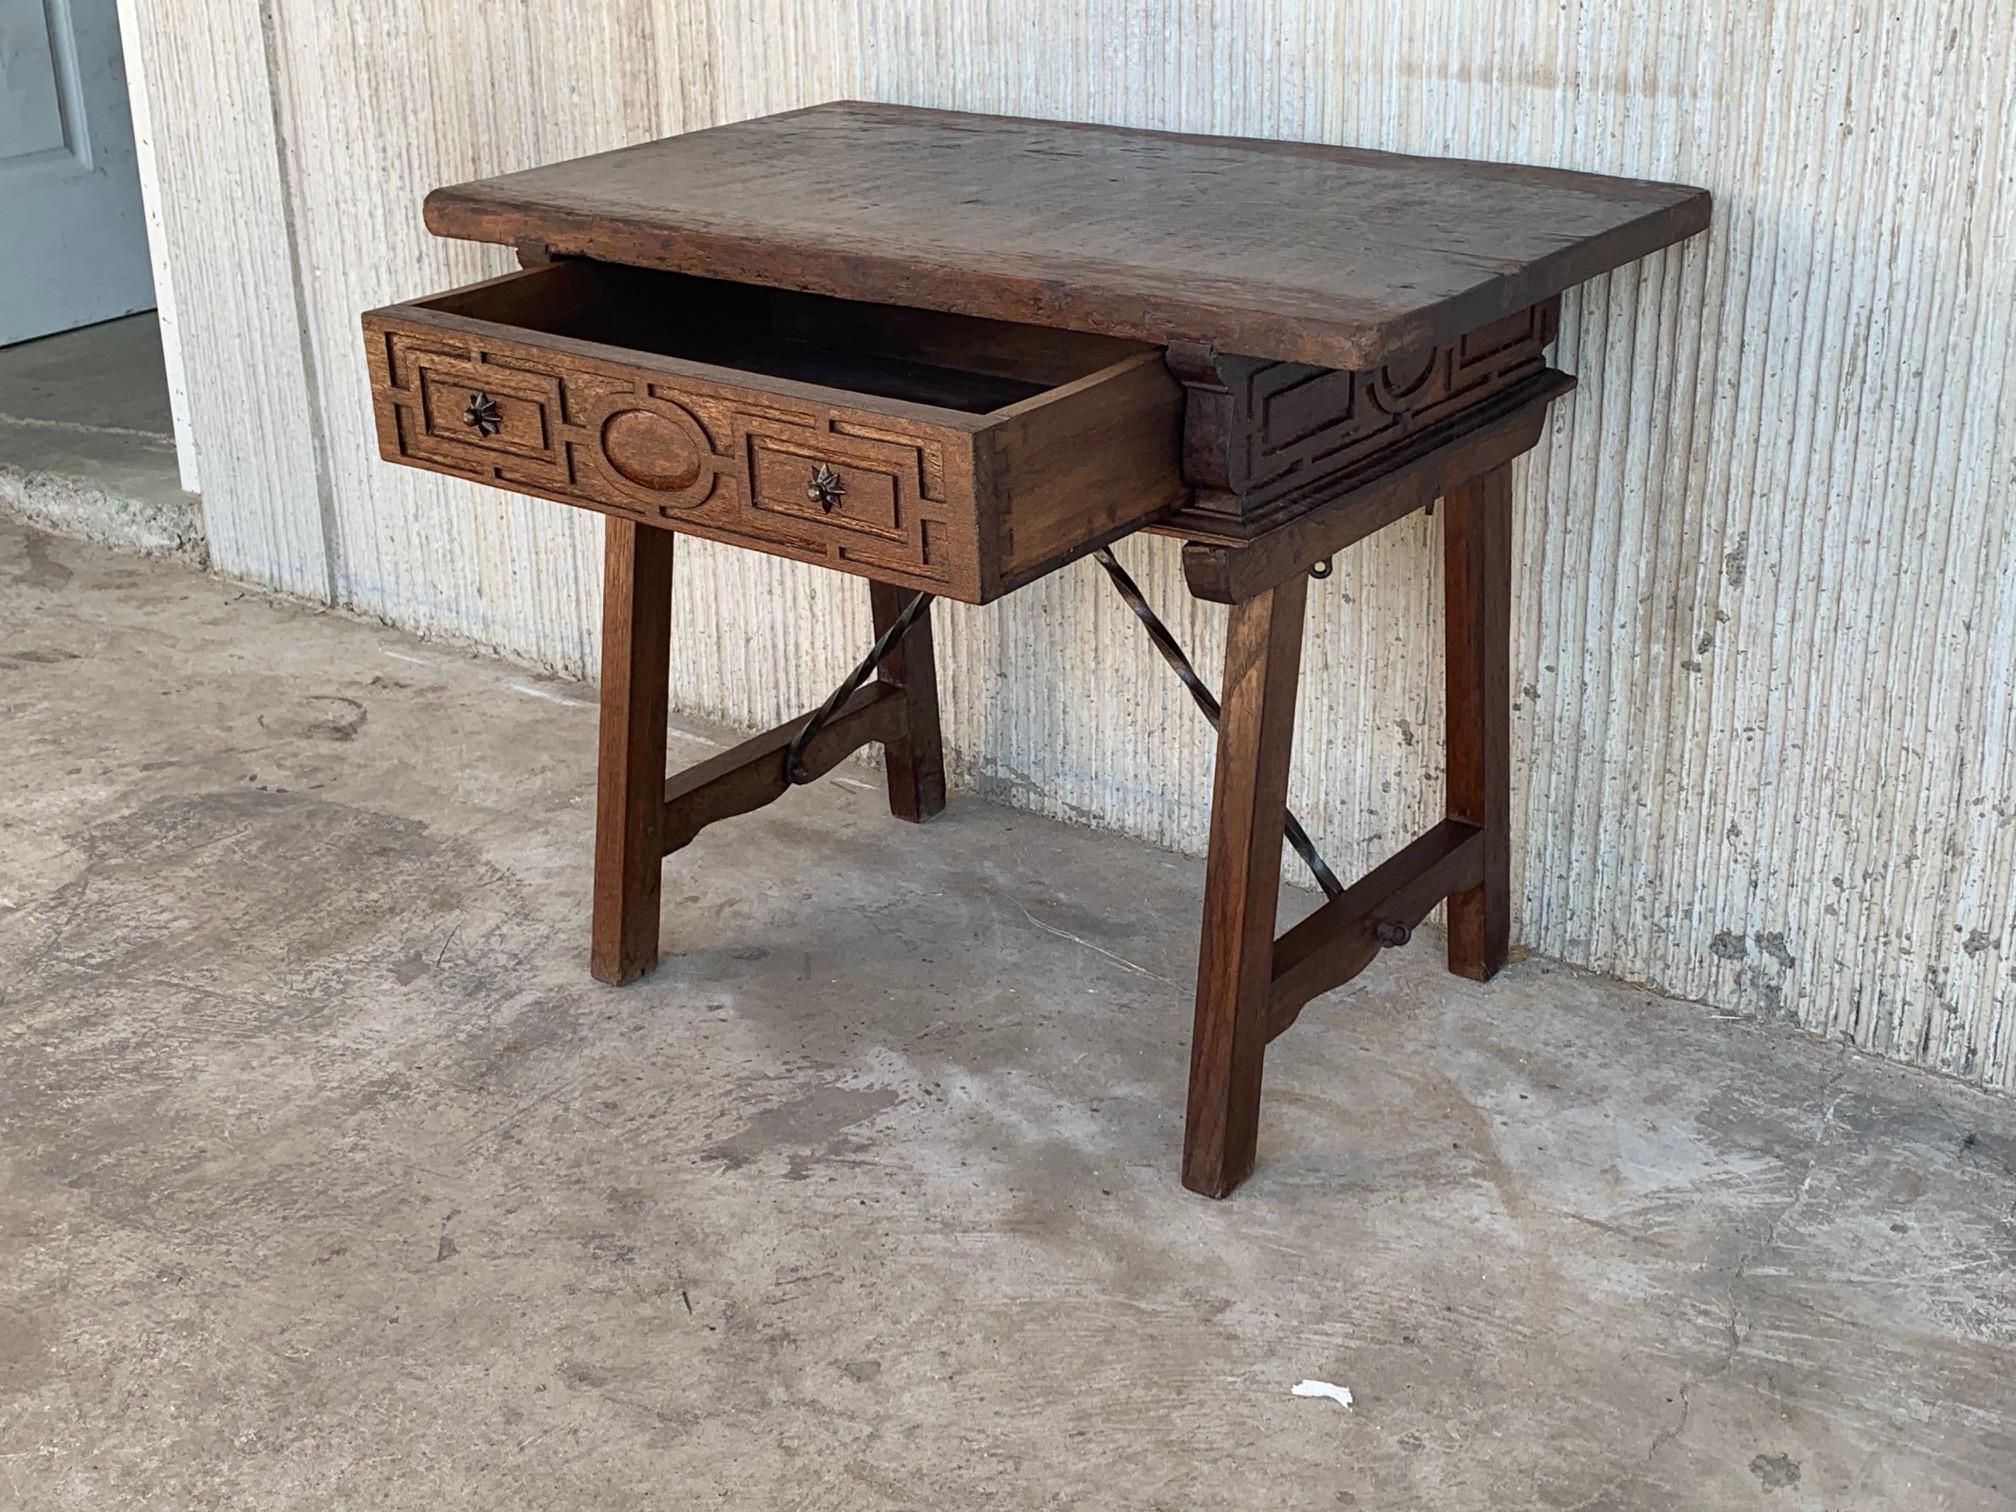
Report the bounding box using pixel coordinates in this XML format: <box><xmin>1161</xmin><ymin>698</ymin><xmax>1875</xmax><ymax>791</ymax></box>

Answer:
<box><xmin>987</xmin><ymin>351</ymin><xmax>1186</xmax><ymax>589</ymax></box>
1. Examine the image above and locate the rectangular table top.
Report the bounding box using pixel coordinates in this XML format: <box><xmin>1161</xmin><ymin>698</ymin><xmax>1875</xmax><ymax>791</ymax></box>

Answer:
<box><xmin>424</xmin><ymin>102</ymin><xmax>1709</xmax><ymax>372</ymax></box>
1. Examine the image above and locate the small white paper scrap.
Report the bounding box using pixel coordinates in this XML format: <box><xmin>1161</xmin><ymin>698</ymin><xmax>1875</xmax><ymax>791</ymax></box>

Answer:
<box><xmin>1291</xmin><ymin>1379</ymin><xmax>1354</xmax><ymax>1409</ymax></box>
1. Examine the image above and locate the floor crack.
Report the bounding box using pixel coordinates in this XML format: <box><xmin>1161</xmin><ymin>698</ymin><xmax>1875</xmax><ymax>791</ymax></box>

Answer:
<box><xmin>1644</xmin><ymin>1060</ymin><xmax>1848</xmax><ymax>1469</ymax></box>
<box><xmin>1011</xmin><ymin>898</ymin><xmax>1177</xmax><ymax>987</ymax></box>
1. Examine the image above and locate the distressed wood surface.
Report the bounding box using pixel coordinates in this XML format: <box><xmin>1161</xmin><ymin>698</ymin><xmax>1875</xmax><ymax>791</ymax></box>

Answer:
<box><xmin>423</xmin><ymin>102</ymin><xmax>1708</xmax><ymax>371</ymax></box>
<box><xmin>143</xmin><ymin>0</ymin><xmax>2016</xmax><ymax>1092</ymax></box>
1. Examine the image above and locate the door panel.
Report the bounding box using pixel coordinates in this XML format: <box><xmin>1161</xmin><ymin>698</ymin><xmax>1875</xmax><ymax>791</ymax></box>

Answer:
<box><xmin>0</xmin><ymin>0</ymin><xmax>154</xmax><ymax>345</ymax></box>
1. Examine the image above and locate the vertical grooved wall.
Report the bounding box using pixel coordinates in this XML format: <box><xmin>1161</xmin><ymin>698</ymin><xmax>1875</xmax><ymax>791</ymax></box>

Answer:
<box><xmin>139</xmin><ymin>0</ymin><xmax>2016</xmax><ymax>1089</ymax></box>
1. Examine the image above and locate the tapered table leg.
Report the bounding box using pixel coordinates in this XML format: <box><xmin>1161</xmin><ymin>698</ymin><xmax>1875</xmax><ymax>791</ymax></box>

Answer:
<box><xmin>1183</xmin><ymin>573</ymin><xmax>1310</xmax><ymax>1198</ymax></box>
<box><xmin>591</xmin><ymin>518</ymin><xmax>675</xmax><ymax>985</ymax></box>
<box><xmin>868</xmin><ymin>579</ymin><xmax>946</xmax><ymax>823</ymax></box>
<box><xmin>1443</xmin><ymin>464</ymin><xmax>1512</xmax><ymax>980</ymax></box>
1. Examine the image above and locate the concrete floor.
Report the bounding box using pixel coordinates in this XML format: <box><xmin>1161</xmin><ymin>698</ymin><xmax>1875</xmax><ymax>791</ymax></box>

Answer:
<box><xmin>2</xmin><ymin>517</ymin><xmax>2012</xmax><ymax>1511</ymax></box>
<box><xmin>0</xmin><ymin>316</ymin><xmax>199</xmax><ymax>560</ymax></box>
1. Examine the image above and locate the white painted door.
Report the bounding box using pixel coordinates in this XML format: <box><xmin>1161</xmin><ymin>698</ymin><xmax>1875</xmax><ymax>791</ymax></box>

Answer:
<box><xmin>0</xmin><ymin>0</ymin><xmax>153</xmax><ymax>346</ymax></box>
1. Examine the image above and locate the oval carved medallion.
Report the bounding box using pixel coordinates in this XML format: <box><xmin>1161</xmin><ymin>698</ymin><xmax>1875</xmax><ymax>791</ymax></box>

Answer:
<box><xmin>600</xmin><ymin>408</ymin><xmax>705</xmax><ymax>491</ymax></box>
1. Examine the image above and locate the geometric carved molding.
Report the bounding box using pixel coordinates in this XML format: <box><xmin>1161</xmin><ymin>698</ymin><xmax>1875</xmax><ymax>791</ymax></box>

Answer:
<box><xmin>368</xmin><ymin>324</ymin><xmax>963</xmax><ymax>591</ymax></box>
<box><xmin>1158</xmin><ymin>298</ymin><xmax>1560</xmax><ymax>542</ymax></box>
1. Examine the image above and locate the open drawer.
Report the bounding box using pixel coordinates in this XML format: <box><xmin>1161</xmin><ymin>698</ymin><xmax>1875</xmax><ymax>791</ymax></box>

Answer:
<box><xmin>362</xmin><ymin>260</ymin><xmax>1186</xmax><ymax>603</ymax></box>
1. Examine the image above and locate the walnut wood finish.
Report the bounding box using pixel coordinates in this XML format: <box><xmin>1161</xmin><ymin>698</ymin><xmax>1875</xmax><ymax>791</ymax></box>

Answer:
<box><xmin>1443</xmin><ymin>465</ymin><xmax>1514</xmax><ymax>980</ymax></box>
<box><xmin>425</xmin><ymin>102</ymin><xmax>1710</xmax><ymax>372</ymax></box>
<box><xmin>370</xmin><ymin>104</ymin><xmax>1712</xmax><ymax>1198</ymax></box>
<box><xmin>363</xmin><ymin>260</ymin><xmax>1184</xmax><ymax>605</ymax></box>
<box><xmin>1266</xmin><ymin>820</ymin><xmax>1486</xmax><ymax>1041</ymax></box>
<box><xmin>1156</xmin><ymin>301</ymin><xmax>1559</xmax><ymax>541</ymax></box>
<box><xmin>869</xmin><ymin>581</ymin><xmax>946</xmax><ymax>823</ymax></box>
<box><xmin>1183</xmin><ymin>573</ymin><xmax>1310</xmax><ymax>1199</ymax></box>
<box><xmin>1173</xmin><ymin>453</ymin><xmax>1527</xmax><ymax>1193</ymax></box>
<box><xmin>1181</xmin><ymin>370</ymin><xmax>1573</xmax><ymax>604</ymax></box>
<box><xmin>591</xmin><ymin>519</ymin><xmax>674</xmax><ymax>985</ymax></box>
<box><xmin>662</xmin><ymin>683</ymin><xmax>908</xmax><ymax>855</ymax></box>
<box><xmin>652</xmin><ymin>580</ymin><xmax>946</xmax><ymax>857</ymax></box>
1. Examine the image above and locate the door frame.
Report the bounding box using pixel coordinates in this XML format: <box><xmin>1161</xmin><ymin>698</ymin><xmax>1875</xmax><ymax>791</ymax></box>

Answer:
<box><xmin>111</xmin><ymin>0</ymin><xmax>197</xmax><ymax>494</ymax></box>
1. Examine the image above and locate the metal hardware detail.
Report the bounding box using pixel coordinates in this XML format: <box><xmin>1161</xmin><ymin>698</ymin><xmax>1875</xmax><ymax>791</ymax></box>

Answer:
<box><xmin>1090</xmin><ymin>546</ymin><xmax>1344</xmax><ymax>900</ymax></box>
<box><xmin>784</xmin><ymin>590</ymin><xmax>935</xmax><ymax>785</ymax></box>
<box><xmin>807</xmin><ymin>462</ymin><xmax>846</xmax><ymax>513</ymax></box>
<box><xmin>462</xmin><ymin>391</ymin><xmax>502</xmax><ymax>437</ymax></box>
<box><xmin>1374</xmin><ymin>920</ymin><xmax>1412</xmax><ymax>948</ymax></box>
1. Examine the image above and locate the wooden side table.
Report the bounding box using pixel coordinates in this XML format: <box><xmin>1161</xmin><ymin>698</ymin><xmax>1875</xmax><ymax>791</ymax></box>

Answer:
<box><xmin>364</xmin><ymin>103</ymin><xmax>1709</xmax><ymax>1196</ymax></box>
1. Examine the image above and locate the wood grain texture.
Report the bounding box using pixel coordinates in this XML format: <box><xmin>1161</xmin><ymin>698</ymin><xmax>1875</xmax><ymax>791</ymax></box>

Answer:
<box><xmin>986</xmin><ymin>353</ymin><xmax>1187</xmax><ymax>578</ymax></box>
<box><xmin>591</xmin><ymin>518</ymin><xmax>675</xmax><ymax>984</ymax></box>
<box><xmin>423</xmin><ymin>102</ymin><xmax>1710</xmax><ymax>372</ymax></box>
<box><xmin>661</xmin><ymin>681</ymin><xmax>908</xmax><ymax>852</ymax></box>
<box><xmin>363</xmin><ymin>263</ymin><xmax>1183</xmax><ymax>603</ymax></box>
<box><xmin>154</xmin><ymin>0</ymin><xmax>2016</xmax><ymax>1093</ymax></box>
<box><xmin>1184</xmin><ymin>572</ymin><xmax>1309</xmax><ymax>1198</ymax></box>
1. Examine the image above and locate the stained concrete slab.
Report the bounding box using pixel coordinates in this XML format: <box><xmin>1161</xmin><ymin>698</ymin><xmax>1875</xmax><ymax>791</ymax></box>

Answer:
<box><xmin>0</xmin><ymin>316</ymin><xmax>175</xmax><ymax>434</ymax></box>
<box><xmin>0</xmin><ymin>316</ymin><xmax>200</xmax><ymax>561</ymax></box>
<box><xmin>1</xmin><ymin>516</ymin><xmax>2012</xmax><ymax>1510</ymax></box>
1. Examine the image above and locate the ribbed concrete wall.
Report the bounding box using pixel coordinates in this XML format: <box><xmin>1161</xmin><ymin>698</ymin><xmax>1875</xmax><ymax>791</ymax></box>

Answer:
<box><xmin>131</xmin><ymin>1</ymin><xmax>2016</xmax><ymax>1089</ymax></box>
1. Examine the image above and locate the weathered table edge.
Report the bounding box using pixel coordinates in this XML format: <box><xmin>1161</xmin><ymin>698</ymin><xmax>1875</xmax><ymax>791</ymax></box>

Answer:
<box><xmin>422</xmin><ymin>102</ymin><xmax>1713</xmax><ymax>372</ymax></box>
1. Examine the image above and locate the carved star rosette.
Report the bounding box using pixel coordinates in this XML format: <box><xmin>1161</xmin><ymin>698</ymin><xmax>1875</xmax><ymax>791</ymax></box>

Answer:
<box><xmin>462</xmin><ymin>391</ymin><xmax>502</xmax><ymax>437</ymax></box>
<box><xmin>806</xmin><ymin>462</ymin><xmax>846</xmax><ymax>512</ymax></box>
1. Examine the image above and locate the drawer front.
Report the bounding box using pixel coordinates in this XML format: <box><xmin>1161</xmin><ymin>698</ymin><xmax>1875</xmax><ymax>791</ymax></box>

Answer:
<box><xmin>749</xmin><ymin>438</ymin><xmax>905</xmax><ymax>539</ymax></box>
<box><xmin>364</xmin><ymin>320</ymin><xmax>982</xmax><ymax>598</ymax></box>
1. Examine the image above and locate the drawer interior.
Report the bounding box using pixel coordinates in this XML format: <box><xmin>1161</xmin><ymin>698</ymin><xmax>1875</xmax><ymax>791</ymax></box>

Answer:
<box><xmin>415</xmin><ymin>260</ymin><xmax>1154</xmax><ymax>415</ymax></box>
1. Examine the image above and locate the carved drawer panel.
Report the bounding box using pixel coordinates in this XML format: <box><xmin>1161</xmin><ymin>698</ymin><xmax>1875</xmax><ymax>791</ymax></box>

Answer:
<box><xmin>363</xmin><ymin>261</ymin><xmax>1185</xmax><ymax>604</ymax></box>
<box><xmin>1156</xmin><ymin>298</ymin><xmax>1564</xmax><ymax>541</ymax></box>
<box><xmin>749</xmin><ymin>438</ymin><xmax>904</xmax><ymax>539</ymax></box>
